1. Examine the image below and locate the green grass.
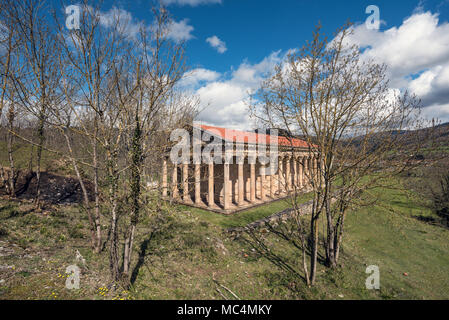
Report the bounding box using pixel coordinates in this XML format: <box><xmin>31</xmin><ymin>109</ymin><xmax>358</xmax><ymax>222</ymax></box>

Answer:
<box><xmin>129</xmin><ymin>179</ymin><xmax>449</xmax><ymax>300</ymax></box>
<box><xmin>0</xmin><ymin>201</ymin><xmax>115</xmax><ymax>300</ymax></box>
<box><xmin>340</xmin><ymin>184</ymin><xmax>449</xmax><ymax>299</ymax></box>
<box><xmin>420</xmin><ymin>143</ymin><xmax>449</xmax><ymax>155</ymax></box>
<box><xmin>0</xmin><ymin>141</ymin><xmax>70</xmax><ymax>174</ymax></box>
<box><xmin>182</xmin><ymin>192</ymin><xmax>313</xmax><ymax>228</ymax></box>
<box><xmin>1</xmin><ymin>176</ymin><xmax>448</xmax><ymax>300</ymax></box>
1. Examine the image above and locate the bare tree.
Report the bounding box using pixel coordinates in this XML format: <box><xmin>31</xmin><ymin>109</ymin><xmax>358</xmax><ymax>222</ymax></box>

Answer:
<box><xmin>110</xmin><ymin>6</ymin><xmax>191</xmax><ymax>284</ymax></box>
<box><xmin>2</xmin><ymin>0</ymin><xmax>196</xmax><ymax>288</ymax></box>
<box><xmin>54</xmin><ymin>0</ymin><xmax>128</xmax><ymax>254</ymax></box>
<box><xmin>0</xmin><ymin>0</ymin><xmax>21</xmax><ymax>196</ymax></box>
<box><xmin>55</xmin><ymin>2</ymin><xmax>196</xmax><ymax>286</ymax></box>
<box><xmin>251</xmin><ymin>23</ymin><xmax>427</xmax><ymax>285</ymax></box>
<box><xmin>8</xmin><ymin>0</ymin><xmax>62</xmax><ymax>208</ymax></box>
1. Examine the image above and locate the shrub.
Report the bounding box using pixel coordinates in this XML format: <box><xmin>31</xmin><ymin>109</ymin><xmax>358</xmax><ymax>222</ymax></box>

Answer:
<box><xmin>431</xmin><ymin>172</ymin><xmax>449</xmax><ymax>226</ymax></box>
<box><xmin>0</xmin><ymin>225</ymin><xmax>8</xmax><ymax>237</ymax></box>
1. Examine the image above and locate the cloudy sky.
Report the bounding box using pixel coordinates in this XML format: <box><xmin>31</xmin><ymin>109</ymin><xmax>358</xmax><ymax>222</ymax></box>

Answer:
<box><xmin>63</xmin><ymin>0</ymin><xmax>449</xmax><ymax>129</ymax></box>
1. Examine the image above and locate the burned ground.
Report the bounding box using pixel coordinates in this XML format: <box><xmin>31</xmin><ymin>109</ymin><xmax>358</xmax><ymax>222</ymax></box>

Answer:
<box><xmin>0</xmin><ymin>170</ymin><xmax>94</xmax><ymax>205</ymax></box>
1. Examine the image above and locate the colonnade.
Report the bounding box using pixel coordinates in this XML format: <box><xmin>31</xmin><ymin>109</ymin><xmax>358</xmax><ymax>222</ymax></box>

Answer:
<box><xmin>162</xmin><ymin>153</ymin><xmax>321</xmax><ymax>212</ymax></box>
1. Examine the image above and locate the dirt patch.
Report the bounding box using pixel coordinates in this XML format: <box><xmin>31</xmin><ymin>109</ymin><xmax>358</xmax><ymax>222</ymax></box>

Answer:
<box><xmin>0</xmin><ymin>170</ymin><xmax>94</xmax><ymax>205</ymax></box>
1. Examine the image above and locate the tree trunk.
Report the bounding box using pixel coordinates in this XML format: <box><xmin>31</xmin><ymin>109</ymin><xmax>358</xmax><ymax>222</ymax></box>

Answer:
<box><xmin>123</xmin><ymin>224</ymin><xmax>136</xmax><ymax>276</ymax></box>
<box><xmin>325</xmin><ymin>204</ymin><xmax>337</xmax><ymax>268</ymax></box>
<box><xmin>92</xmin><ymin>119</ymin><xmax>101</xmax><ymax>253</ymax></box>
<box><xmin>7</xmin><ymin>104</ymin><xmax>16</xmax><ymax>197</ymax></box>
<box><xmin>308</xmin><ymin>195</ymin><xmax>320</xmax><ymax>286</ymax></box>
<box><xmin>107</xmin><ymin>149</ymin><xmax>120</xmax><ymax>284</ymax></box>
<box><xmin>324</xmin><ymin>176</ymin><xmax>338</xmax><ymax>268</ymax></box>
<box><xmin>122</xmin><ymin>120</ymin><xmax>142</xmax><ymax>281</ymax></box>
<box><xmin>0</xmin><ymin>167</ymin><xmax>10</xmax><ymax>195</ymax></box>
<box><xmin>300</xmin><ymin>231</ymin><xmax>310</xmax><ymax>287</ymax></box>
<box><xmin>109</xmin><ymin>197</ymin><xmax>120</xmax><ymax>284</ymax></box>
<box><xmin>63</xmin><ymin>130</ymin><xmax>98</xmax><ymax>252</ymax></box>
<box><xmin>35</xmin><ymin>114</ymin><xmax>45</xmax><ymax>209</ymax></box>
<box><xmin>309</xmin><ymin>216</ymin><xmax>319</xmax><ymax>286</ymax></box>
<box><xmin>334</xmin><ymin>212</ymin><xmax>346</xmax><ymax>264</ymax></box>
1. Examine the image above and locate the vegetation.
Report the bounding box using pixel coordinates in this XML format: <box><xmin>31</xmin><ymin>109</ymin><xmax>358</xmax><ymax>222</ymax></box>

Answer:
<box><xmin>251</xmin><ymin>23</ymin><xmax>428</xmax><ymax>285</ymax></box>
<box><xmin>0</xmin><ymin>0</ymin><xmax>196</xmax><ymax>287</ymax></box>
<box><xmin>431</xmin><ymin>172</ymin><xmax>449</xmax><ymax>227</ymax></box>
<box><xmin>1</xmin><ymin>175</ymin><xmax>448</xmax><ymax>300</ymax></box>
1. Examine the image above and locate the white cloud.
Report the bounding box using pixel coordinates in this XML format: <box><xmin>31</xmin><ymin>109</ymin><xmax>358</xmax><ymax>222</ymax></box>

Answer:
<box><xmin>94</xmin><ymin>6</ymin><xmax>194</xmax><ymax>43</ymax></box>
<box><xmin>161</xmin><ymin>0</ymin><xmax>222</xmax><ymax>6</ymax></box>
<box><xmin>179</xmin><ymin>68</ymin><xmax>221</xmax><ymax>88</ymax></box>
<box><xmin>421</xmin><ymin>103</ymin><xmax>449</xmax><ymax>121</ymax></box>
<box><xmin>167</xmin><ymin>19</ymin><xmax>195</xmax><ymax>42</ymax></box>
<box><xmin>98</xmin><ymin>7</ymin><xmax>143</xmax><ymax>39</ymax></box>
<box><xmin>196</xmin><ymin>82</ymin><xmax>248</xmax><ymax>128</ymax></box>
<box><xmin>193</xmin><ymin>51</ymin><xmax>283</xmax><ymax>129</ymax></box>
<box><xmin>206</xmin><ymin>35</ymin><xmax>227</xmax><ymax>53</ymax></box>
<box><xmin>348</xmin><ymin>12</ymin><xmax>449</xmax><ymax>76</ymax></box>
<box><xmin>342</xmin><ymin>11</ymin><xmax>449</xmax><ymax>122</ymax></box>
<box><xmin>191</xmin><ymin>9</ymin><xmax>449</xmax><ymax>129</ymax></box>
<box><xmin>409</xmin><ymin>62</ymin><xmax>449</xmax><ymax>108</ymax></box>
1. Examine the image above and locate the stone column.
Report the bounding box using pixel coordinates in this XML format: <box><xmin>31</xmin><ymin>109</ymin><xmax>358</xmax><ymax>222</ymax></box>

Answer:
<box><xmin>224</xmin><ymin>163</ymin><xmax>230</xmax><ymax>210</ymax></box>
<box><xmin>278</xmin><ymin>155</ymin><xmax>284</xmax><ymax>194</ymax></box>
<box><xmin>311</xmin><ymin>157</ymin><xmax>316</xmax><ymax>185</ymax></box>
<box><xmin>234</xmin><ymin>179</ymin><xmax>239</xmax><ymax>204</ymax></box>
<box><xmin>320</xmin><ymin>157</ymin><xmax>325</xmax><ymax>185</ymax></box>
<box><xmin>270</xmin><ymin>174</ymin><xmax>275</xmax><ymax>198</ymax></box>
<box><xmin>250</xmin><ymin>162</ymin><xmax>256</xmax><ymax>202</ymax></box>
<box><xmin>194</xmin><ymin>163</ymin><xmax>201</xmax><ymax>205</ymax></box>
<box><xmin>208</xmin><ymin>162</ymin><xmax>214</xmax><ymax>207</ymax></box>
<box><xmin>293</xmin><ymin>156</ymin><xmax>298</xmax><ymax>188</ymax></box>
<box><xmin>162</xmin><ymin>157</ymin><xmax>168</xmax><ymax>197</ymax></box>
<box><xmin>298</xmin><ymin>156</ymin><xmax>303</xmax><ymax>189</ymax></box>
<box><xmin>309</xmin><ymin>156</ymin><xmax>313</xmax><ymax>186</ymax></box>
<box><xmin>286</xmin><ymin>155</ymin><xmax>292</xmax><ymax>191</ymax></box>
<box><xmin>238</xmin><ymin>160</ymin><xmax>244</xmax><ymax>206</ymax></box>
<box><xmin>260</xmin><ymin>166</ymin><xmax>266</xmax><ymax>201</ymax></box>
<box><xmin>172</xmin><ymin>164</ymin><xmax>178</xmax><ymax>199</ymax></box>
<box><xmin>303</xmin><ymin>156</ymin><xmax>309</xmax><ymax>187</ymax></box>
<box><xmin>182</xmin><ymin>163</ymin><xmax>189</xmax><ymax>202</ymax></box>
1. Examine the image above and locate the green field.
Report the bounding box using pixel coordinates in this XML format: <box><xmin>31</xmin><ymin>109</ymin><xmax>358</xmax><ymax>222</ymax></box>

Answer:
<box><xmin>0</xmin><ymin>140</ymin><xmax>71</xmax><ymax>175</ymax></box>
<box><xmin>0</xmin><ymin>177</ymin><xmax>448</xmax><ymax>300</ymax></box>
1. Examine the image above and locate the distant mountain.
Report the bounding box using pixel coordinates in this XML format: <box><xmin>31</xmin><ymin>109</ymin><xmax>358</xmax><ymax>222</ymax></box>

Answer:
<box><xmin>262</xmin><ymin>122</ymin><xmax>449</xmax><ymax>158</ymax></box>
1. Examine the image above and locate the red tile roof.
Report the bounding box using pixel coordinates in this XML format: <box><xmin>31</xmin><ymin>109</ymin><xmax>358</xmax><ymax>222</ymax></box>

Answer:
<box><xmin>197</xmin><ymin>124</ymin><xmax>313</xmax><ymax>149</ymax></box>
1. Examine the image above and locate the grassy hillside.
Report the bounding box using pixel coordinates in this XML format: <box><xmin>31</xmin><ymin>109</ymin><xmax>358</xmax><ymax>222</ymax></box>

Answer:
<box><xmin>0</xmin><ymin>177</ymin><xmax>448</xmax><ymax>300</ymax></box>
<box><xmin>0</xmin><ymin>140</ymin><xmax>73</xmax><ymax>175</ymax></box>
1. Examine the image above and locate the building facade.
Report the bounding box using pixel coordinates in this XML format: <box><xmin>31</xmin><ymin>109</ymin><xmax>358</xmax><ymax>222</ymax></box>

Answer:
<box><xmin>161</xmin><ymin>124</ymin><xmax>320</xmax><ymax>214</ymax></box>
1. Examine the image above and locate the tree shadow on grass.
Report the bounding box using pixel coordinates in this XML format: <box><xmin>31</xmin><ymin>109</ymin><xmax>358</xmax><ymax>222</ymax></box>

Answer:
<box><xmin>234</xmin><ymin>218</ymin><xmax>327</xmax><ymax>288</ymax></box>
<box><xmin>0</xmin><ymin>203</ymin><xmax>33</xmax><ymax>220</ymax></box>
<box><xmin>130</xmin><ymin>233</ymin><xmax>154</xmax><ymax>285</ymax></box>
<box><xmin>129</xmin><ymin>213</ymin><xmax>183</xmax><ymax>285</ymax></box>
<box><xmin>413</xmin><ymin>214</ymin><xmax>449</xmax><ymax>229</ymax></box>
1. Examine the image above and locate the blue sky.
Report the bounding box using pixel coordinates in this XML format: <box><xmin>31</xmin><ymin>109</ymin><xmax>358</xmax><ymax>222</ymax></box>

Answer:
<box><xmin>57</xmin><ymin>0</ymin><xmax>449</xmax><ymax>128</ymax></box>
<box><xmin>126</xmin><ymin>0</ymin><xmax>449</xmax><ymax>72</ymax></box>
<box><xmin>181</xmin><ymin>0</ymin><xmax>448</xmax><ymax>72</ymax></box>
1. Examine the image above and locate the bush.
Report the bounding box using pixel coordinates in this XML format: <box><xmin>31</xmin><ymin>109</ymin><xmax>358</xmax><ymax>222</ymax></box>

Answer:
<box><xmin>0</xmin><ymin>225</ymin><xmax>8</xmax><ymax>237</ymax></box>
<box><xmin>431</xmin><ymin>172</ymin><xmax>449</xmax><ymax>226</ymax></box>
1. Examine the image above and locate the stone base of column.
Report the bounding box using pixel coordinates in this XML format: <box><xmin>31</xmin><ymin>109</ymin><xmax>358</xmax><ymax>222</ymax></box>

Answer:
<box><xmin>169</xmin><ymin>191</ymin><xmax>299</xmax><ymax>214</ymax></box>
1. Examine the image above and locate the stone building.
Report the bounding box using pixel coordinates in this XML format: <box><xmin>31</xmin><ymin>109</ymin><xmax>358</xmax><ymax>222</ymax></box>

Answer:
<box><xmin>161</xmin><ymin>124</ymin><xmax>320</xmax><ymax>214</ymax></box>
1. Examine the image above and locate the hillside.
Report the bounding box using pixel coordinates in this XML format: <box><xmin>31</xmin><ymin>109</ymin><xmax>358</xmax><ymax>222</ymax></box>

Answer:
<box><xmin>1</xmin><ymin>123</ymin><xmax>448</xmax><ymax>300</ymax></box>
<box><xmin>1</xmin><ymin>175</ymin><xmax>448</xmax><ymax>300</ymax></box>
